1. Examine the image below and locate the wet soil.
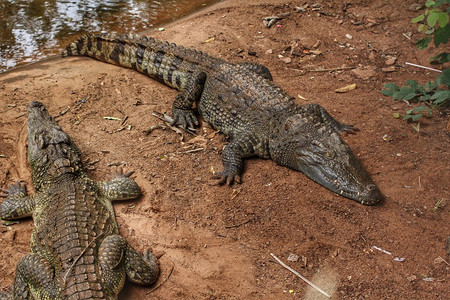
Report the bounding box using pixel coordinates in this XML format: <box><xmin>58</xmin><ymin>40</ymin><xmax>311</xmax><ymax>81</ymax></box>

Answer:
<box><xmin>0</xmin><ymin>0</ymin><xmax>449</xmax><ymax>299</ymax></box>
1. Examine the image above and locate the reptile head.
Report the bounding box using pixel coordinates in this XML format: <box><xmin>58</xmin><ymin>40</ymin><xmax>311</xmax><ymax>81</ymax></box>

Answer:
<box><xmin>27</xmin><ymin>101</ymin><xmax>82</xmax><ymax>188</ymax></box>
<box><xmin>271</xmin><ymin>114</ymin><xmax>382</xmax><ymax>205</ymax></box>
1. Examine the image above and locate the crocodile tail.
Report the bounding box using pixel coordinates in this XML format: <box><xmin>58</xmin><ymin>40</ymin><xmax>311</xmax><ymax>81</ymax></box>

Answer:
<box><xmin>61</xmin><ymin>34</ymin><xmax>93</xmax><ymax>57</ymax></box>
<box><xmin>61</xmin><ymin>32</ymin><xmax>215</xmax><ymax>90</ymax></box>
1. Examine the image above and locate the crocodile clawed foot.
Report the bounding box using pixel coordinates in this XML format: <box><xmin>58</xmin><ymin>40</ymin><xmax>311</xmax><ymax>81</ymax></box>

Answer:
<box><xmin>340</xmin><ymin>124</ymin><xmax>359</xmax><ymax>135</ymax></box>
<box><xmin>171</xmin><ymin>108</ymin><xmax>199</xmax><ymax>129</ymax></box>
<box><xmin>115</xmin><ymin>167</ymin><xmax>134</xmax><ymax>178</ymax></box>
<box><xmin>0</xmin><ymin>182</ymin><xmax>27</xmax><ymax>198</ymax></box>
<box><xmin>213</xmin><ymin>172</ymin><xmax>241</xmax><ymax>186</ymax></box>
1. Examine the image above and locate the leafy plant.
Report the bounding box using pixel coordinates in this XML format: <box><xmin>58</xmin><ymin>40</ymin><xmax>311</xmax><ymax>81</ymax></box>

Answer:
<box><xmin>382</xmin><ymin>0</ymin><xmax>449</xmax><ymax>122</ymax></box>
<box><xmin>382</xmin><ymin>69</ymin><xmax>450</xmax><ymax>121</ymax></box>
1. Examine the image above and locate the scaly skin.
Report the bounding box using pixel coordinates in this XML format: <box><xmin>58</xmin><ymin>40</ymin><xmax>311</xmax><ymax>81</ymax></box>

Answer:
<box><xmin>62</xmin><ymin>33</ymin><xmax>382</xmax><ymax>205</ymax></box>
<box><xmin>0</xmin><ymin>101</ymin><xmax>159</xmax><ymax>299</ymax></box>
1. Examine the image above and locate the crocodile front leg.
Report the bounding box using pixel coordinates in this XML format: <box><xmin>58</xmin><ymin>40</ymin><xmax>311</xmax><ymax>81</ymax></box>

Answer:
<box><xmin>214</xmin><ymin>134</ymin><xmax>261</xmax><ymax>185</ymax></box>
<box><xmin>14</xmin><ymin>253</ymin><xmax>60</xmax><ymax>299</ymax></box>
<box><xmin>97</xmin><ymin>169</ymin><xmax>141</xmax><ymax>201</ymax></box>
<box><xmin>300</xmin><ymin>103</ymin><xmax>359</xmax><ymax>134</ymax></box>
<box><xmin>99</xmin><ymin>235</ymin><xmax>159</xmax><ymax>294</ymax></box>
<box><xmin>0</xmin><ymin>182</ymin><xmax>35</xmax><ymax>220</ymax></box>
<box><xmin>171</xmin><ymin>71</ymin><xmax>207</xmax><ymax>129</ymax></box>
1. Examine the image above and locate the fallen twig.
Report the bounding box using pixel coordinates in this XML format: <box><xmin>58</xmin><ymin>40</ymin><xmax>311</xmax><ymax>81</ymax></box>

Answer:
<box><xmin>145</xmin><ymin>124</ymin><xmax>165</xmax><ymax>135</ymax></box>
<box><xmin>225</xmin><ymin>219</ymin><xmax>251</xmax><ymax>228</ymax></box>
<box><xmin>183</xmin><ymin>148</ymin><xmax>204</xmax><ymax>154</ymax></box>
<box><xmin>55</xmin><ymin>106</ymin><xmax>71</xmax><ymax>118</ymax></box>
<box><xmin>405</xmin><ymin>62</ymin><xmax>442</xmax><ymax>73</ymax></box>
<box><xmin>307</xmin><ymin>66</ymin><xmax>356</xmax><ymax>72</ymax></box>
<box><xmin>146</xmin><ymin>263</ymin><xmax>174</xmax><ymax>295</ymax></box>
<box><xmin>270</xmin><ymin>253</ymin><xmax>331</xmax><ymax>298</ymax></box>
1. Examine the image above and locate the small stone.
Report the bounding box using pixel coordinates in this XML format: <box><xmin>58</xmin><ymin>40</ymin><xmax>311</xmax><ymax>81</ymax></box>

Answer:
<box><xmin>385</xmin><ymin>56</ymin><xmax>397</xmax><ymax>65</ymax></box>
<box><xmin>407</xmin><ymin>275</ymin><xmax>417</xmax><ymax>282</ymax></box>
<box><xmin>280</xmin><ymin>57</ymin><xmax>292</xmax><ymax>64</ymax></box>
<box><xmin>382</xmin><ymin>66</ymin><xmax>396</xmax><ymax>73</ymax></box>
<box><xmin>248</xmin><ymin>49</ymin><xmax>257</xmax><ymax>56</ymax></box>
<box><xmin>351</xmin><ymin>68</ymin><xmax>377</xmax><ymax>80</ymax></box>
<box><xmin>369</xmin><ymin>51</ymin><xmax>376</xmax><ymax>61</ymax></box>
<box><xmin>287</xmin><ymin>253</ymin><xmax>300</xmax><ymax>262</ymax></box>
<box><xmin>345</xmin><ymin>34</ymin><xmax>353</xmax><ymax>39</ymax></box>
<box><xmin>265</xmin><ymin>49</ymin><xmax>273</xmax><ymax>54</ymax></box>
<box><xmin>309</xmin><ymin>49</ymin><xmax>322</xmax><ymax>55</ymax></box>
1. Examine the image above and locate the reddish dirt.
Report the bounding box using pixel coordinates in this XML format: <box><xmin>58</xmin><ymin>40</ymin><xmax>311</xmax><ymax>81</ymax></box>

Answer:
<box><xmin>0</xmin><ymin>0</ymin><xmax>448</xmax><ymax>299</ymax></box>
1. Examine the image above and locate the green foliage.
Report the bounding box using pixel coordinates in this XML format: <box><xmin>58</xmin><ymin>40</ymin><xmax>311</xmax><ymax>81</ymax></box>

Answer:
<box><xmin>383</xmin><ymin>1</ymin><xmax>449</xmax><ymax>123</ymax></box>
<box><xmin>411</xmin><ymin>1</ymin><xmax>450</xmax><ymax>50</ymax></box>
<box><xmin>382</xmin><ymin>70</ymin><xmax>450</xmax><ymax>121</ymax></box>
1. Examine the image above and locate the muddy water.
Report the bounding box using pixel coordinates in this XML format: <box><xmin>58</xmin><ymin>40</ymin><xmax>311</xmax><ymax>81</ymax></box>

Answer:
<box><xmin>0</xmin><ymin>0</ymin><xmax>219</xmax><ymax>72</ymax></box>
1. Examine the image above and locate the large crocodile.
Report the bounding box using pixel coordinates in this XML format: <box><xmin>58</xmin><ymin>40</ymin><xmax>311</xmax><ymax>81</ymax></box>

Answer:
<box><xmin>62</xmin><ymin>33</ymin><xmax>382</xmax><ymax>205</ymax></box>
<box><xmin>0</xmin><ymin>101</ymin><xmax>159</xmax><ymax>299</ymax></box>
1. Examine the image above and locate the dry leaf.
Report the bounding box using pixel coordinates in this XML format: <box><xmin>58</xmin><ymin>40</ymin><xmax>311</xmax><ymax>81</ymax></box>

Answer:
<box><xmin>335</xmin><ymin>83</ymin><xmax>357</xmax><ymax>93</ymax></box>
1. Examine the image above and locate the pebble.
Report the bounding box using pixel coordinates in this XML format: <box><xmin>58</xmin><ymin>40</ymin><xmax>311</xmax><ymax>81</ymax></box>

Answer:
<box><xmin>280</xmin><ymin>57</ymin><xmax>292</xmax><ymax>64</ymax></box>
<box><xmin>351</xmin><ymin>68</ymin><xmax>377</xmax><ymax>80</ymax></box>
<box><xmin>385</xmin><ymin>56</ymin><xmax>397</xmax><ymax>65</ymax></box>
<box><xmin>382</xmin><ymin>66</ymin><xmax>396</xmax><ymax>73</ymax></box>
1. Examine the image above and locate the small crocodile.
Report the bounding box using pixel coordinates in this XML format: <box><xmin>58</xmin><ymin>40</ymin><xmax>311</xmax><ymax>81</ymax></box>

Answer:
<box><xmin>62</xmin><ymin>33</ymin><xmax>382</xmax><ymax>205</ymax></box>
<box><xmin>0</xmin><ymin>101</ymin><xmax>159</xmax><ymax>299</ymax></box>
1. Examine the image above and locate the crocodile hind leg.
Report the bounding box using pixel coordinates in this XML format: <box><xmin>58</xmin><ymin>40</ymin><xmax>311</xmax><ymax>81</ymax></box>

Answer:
<box><xmin>13</xmin><ymin>254</ymin><xmax>60</xmax><ymax>299</ymax></box>
<box><xmin>171</xmin><ymin>71</ymin><xmax>207</xmax><ymax>129</ymax></box>
<box><xmin>99</xmin><ymin>235</ymin><xmax>159</xmax><ymax>293</ymax></box>
<box><xmin>300</xmin><ymin>103</ymin><xmax>359</xmax><ymax>134</ymax></box>
<box><xmin>0</xmin><ymin>182</ymin><xmax>35</xmax><ymax>220</ymax></box>
<box><xmin>97</xmin><ymin>168</ymin><xmax>141</xmax><ymax>201</ymax></box>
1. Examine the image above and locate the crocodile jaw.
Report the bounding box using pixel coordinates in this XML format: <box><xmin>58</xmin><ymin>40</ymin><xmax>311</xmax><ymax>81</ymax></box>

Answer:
<box><xmin>272</xmin><ymin>130</ymin><xmax>382</xmax><ymax>205</ymax></box>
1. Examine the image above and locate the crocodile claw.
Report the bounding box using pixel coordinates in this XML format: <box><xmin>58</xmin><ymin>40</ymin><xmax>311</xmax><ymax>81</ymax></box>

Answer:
<box><xmin>171</xmin><ymin>108</ymin><xmax>199</xmax><ymax>129</ymax></box>
<box><xmin>0</xmin><ymin>182</ymin><xmax>27</xmax><ymax>198</ymax></box>
<box><xmin>340</xmin><ymin>124</ymin><xmax>359</xmax><ymax>135</ymax></box>
<box><xmin>115</xmin><ymin>167</ymin><xmax>134</xmax><ymax>178</ymax></box>
<box><xmin>213</xmin><ymin>172</ymin><xmax>242</xmax><ymax>186</ymax></box>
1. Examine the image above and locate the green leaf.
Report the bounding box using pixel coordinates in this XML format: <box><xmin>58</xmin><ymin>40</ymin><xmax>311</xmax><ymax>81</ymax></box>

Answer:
<box><xmin>406</xmin><ymin>80</ymin><xmax>419</xmax><ymax>88</ymax></box>
<box><xmin>381</xmin><ymin>83</ymin><xmax>399</xmax><ymax>96</ymax></box>
<box><xmin>393</xmin><ymin>86</ymin><xmax>415</xmax><ymax>100</ymax></box>
<box><xmin>418</xmin><ymin>24</ymin><xmax>428</xmax><ymax>33</ymax></box>
<box><xmin>434</xmin><ymin>24</ymin><xmax>450</xmax><ymax>47</ymax></box>
<box><xmin>404</xmin><ymin>92</ymin><xmax>417</xmax><ymax>101</ymax></box>
<box><xmin>424</xmin><ymin>80</ymin><xmax>438</xmax><ymax>91</ymax></box>
<box><xmin>430</xmin><ymin>90</ymin><xmax>450</xmax><ymax>104</ymax></box>
<box><xmin>426</xmin><ymin>0</ymin><xmax>436</xmax><ymax>7</ymax></box>
<box><xmin>416</xmin><ymin>37</ymin><xmax>432</xmax><ymax>49</ymax></box>
<box><xmin>403</xmin><ymin>114</ymin><xmax>423</xmax><ymax>121</ymax></box>
<box><xmin>427</xmin><ymin>12</ymin><xmax>439</xmax><ymax>27</ymax></box>
<box><xmin>437</xmin><ymin>69</ymin><xmax>450</xmax><ymax>86</ymax></box>
<box><xmin>412</xmin><ymin>106</ymin><xmax>427</xmax><ymax>112</ymax></box>
<box><xmin>412</xmin><ymin>14</ymin><xmax>425</xmax><ymax>23</ymax></box>
<box><xmin>437</xmin><ymin>12</ymin><xmax>449</xmax><ymax>27</ymax></box>
<box><xmin>430</xmin><ymin>52</ymin><xmax>450</xmax><ymax>63</ymax></box>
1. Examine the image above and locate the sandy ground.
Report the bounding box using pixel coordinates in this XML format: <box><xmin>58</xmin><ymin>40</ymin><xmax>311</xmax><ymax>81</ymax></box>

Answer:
<box><xmin>0</xmin><ymin>0</ymin><xmax>449</xmax><ymax>299</ymax></box>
